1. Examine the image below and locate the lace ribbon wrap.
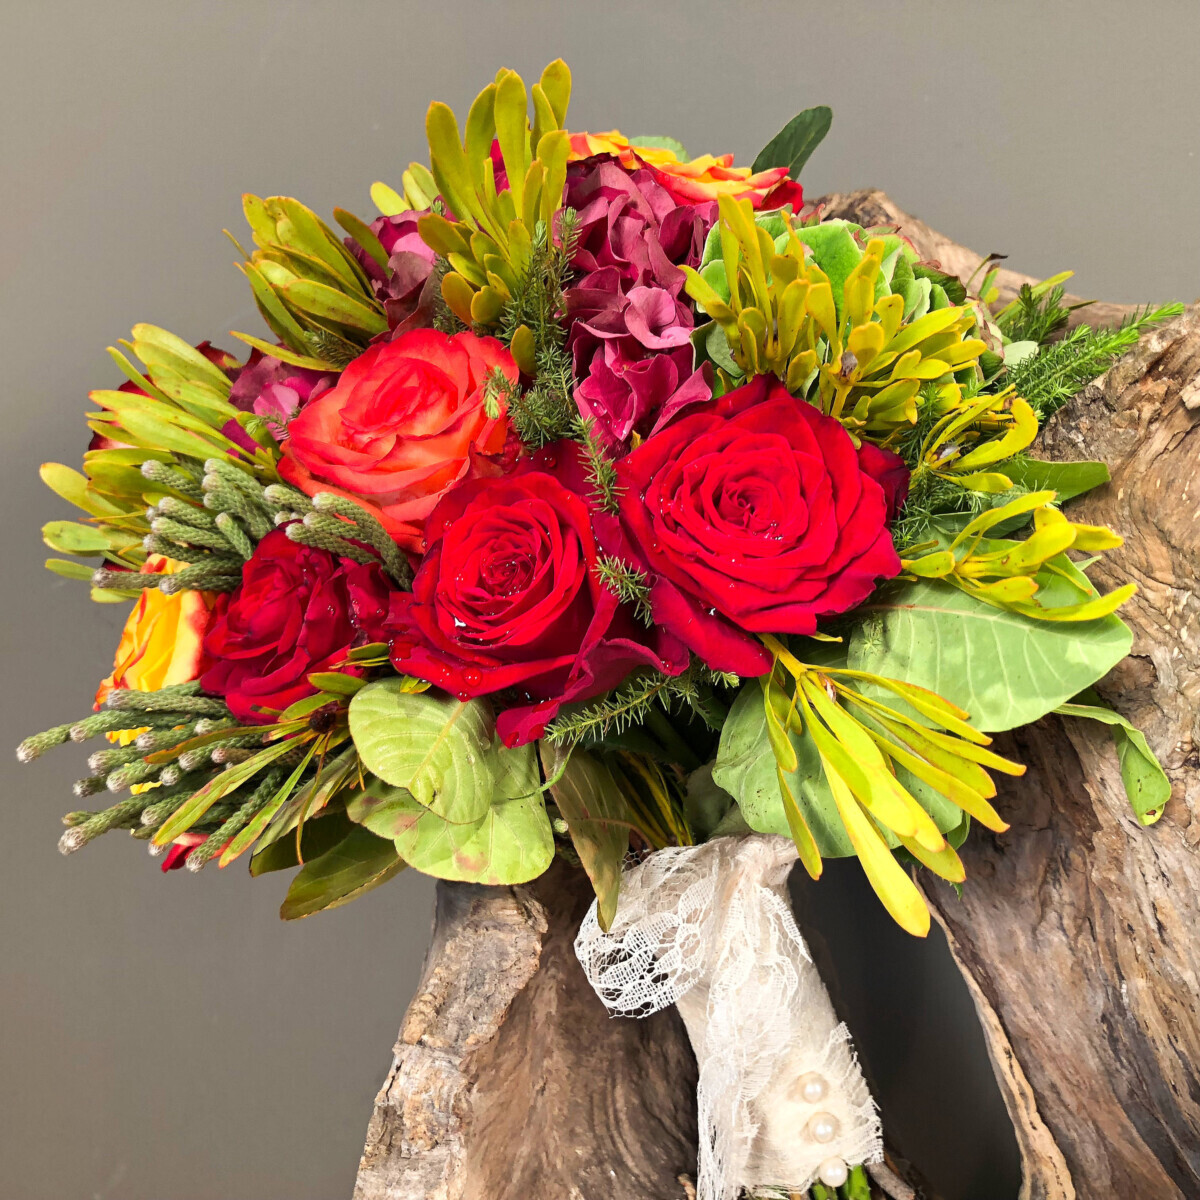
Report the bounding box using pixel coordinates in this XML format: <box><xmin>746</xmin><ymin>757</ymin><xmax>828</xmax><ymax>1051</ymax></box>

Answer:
<box><xmin>574</xmin><ymin>834</ymin><xmax>882</xmax><ymax>1199</ymax></box>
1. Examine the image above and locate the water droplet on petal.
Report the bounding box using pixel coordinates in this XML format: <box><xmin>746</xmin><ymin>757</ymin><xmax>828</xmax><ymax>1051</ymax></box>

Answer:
<box><xmin>463</xmin><ymin>667</ymin><xmax>482</xmax><ymax>687</ymax></box>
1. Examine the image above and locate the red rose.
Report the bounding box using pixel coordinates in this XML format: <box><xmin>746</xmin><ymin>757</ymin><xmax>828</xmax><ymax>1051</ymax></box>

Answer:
<box><xmin>201</xmin><ymin>528</ymin><xmax>392</xmax><ymax>723</ymax></box>
<box><xmin>601</xmin><ymin>377</ymin><xmax>905</xmax><ymax>676</ymax></box>
<box><xmin>856</xmin><ymin>439</ymin><xmax>910</xmax><ymax>521</ymax></box>
<box><xmin>386</xmin><ymin>445</ymin><xmax>688</xmax><ymax>747</ymax></box>
<box><xmin>280</xmin><ymin>330</ymin><xmax>515</xmax><ymax>553</ymax></box>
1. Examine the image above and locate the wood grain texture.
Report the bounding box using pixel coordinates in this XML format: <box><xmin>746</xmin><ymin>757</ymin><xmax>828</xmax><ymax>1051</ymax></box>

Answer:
<box><xmin>354</xmin><ymin>860</ymin><xmax>698</xmax><ymax>1200</ymax></box>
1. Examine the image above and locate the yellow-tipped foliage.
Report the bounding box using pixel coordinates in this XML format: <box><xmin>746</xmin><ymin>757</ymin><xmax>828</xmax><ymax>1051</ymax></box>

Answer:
<box><xmin>233</xmin><ymin>195</ymin><xmax>387</xmax><ymax>368</ymax></box>
<box><xmin>683</xmin><ymin>197</ymin><xmax>986</xmax><ymax>436</ymax></box>
<box><xmin>418</xmin><ymin>60</ymin><xmax>572</xmax><ymax>327</ymax></box>
<box><xmin>760</xmin><ymin>635</ymin><xmax>1023</xmax><ymax>936</ymax></box>
<box><xmin>902</xmin><ymin>489</ymin><xmax>1134</xmax><ymax>621</ymax></box>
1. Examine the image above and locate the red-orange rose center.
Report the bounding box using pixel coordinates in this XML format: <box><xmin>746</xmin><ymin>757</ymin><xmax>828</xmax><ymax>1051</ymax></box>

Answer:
<box><xmin>281</xmin><ymin>329</ymin><xmax>516</xmax><ymax>552</ymax></box>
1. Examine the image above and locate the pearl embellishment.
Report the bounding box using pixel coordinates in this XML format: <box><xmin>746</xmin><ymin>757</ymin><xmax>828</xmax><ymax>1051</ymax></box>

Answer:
<box><xmin>806</xmin><ymin>1112</ymin><xmax>839</xmax><ymax>1144</ymax></box>
<box><xmin>791</xmin><ymin>1071</ymin><xmax>828</xmax><ymax>1104</ymax></box>
<box><xmin>817</xmin><ymin>1156</ymin><xmax>849</xmax><ymax>1187</ymax></box>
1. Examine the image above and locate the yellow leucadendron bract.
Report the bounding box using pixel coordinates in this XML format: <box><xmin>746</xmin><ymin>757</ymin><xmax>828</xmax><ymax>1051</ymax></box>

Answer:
<box><xmin>417</xmin><ymin>60</ymin><xmax>572</xmax><ymax>329</ymax></box>
<box><xmin>759</xmin><ymin>634</ymin><xmax>1024</xmax><ymax>938</ymax></box>
<box><xmin>682</xmin><ymin>195</ymin><xmax>988</xmax><ymax>437</ymax></box>
<box><xmin>232</xmin><ymin>195</ymin><xmax>388</xmax><ymax>370</ymax></box>
<box><xmin>901</xmin><ymin>490</ymin><xmax>1135</xmax><ymax>622</ymax></box>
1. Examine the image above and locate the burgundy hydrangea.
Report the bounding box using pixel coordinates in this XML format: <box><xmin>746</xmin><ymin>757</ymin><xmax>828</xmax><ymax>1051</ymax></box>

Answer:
<box><xmin>563</xmin><ymin>160</ymin><xmax>719</xmax><ymax>449</ymax></box>
<box><xmin>221</xmin><ymin>348</ymin><xmax>338</xmax><ymax>452</ymax></box>
<box><xmin>346</xmin><ymin>211</ymin><xmax>438</xmax><ymax>336</ymax></box>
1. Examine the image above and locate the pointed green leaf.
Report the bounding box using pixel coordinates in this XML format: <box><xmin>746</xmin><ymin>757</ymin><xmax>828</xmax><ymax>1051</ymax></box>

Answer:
<box><xmin>282</xmin><ymin>280</ymin><xmax>387</xmax><ymax>337</ymax></box>
<box><xmin>541</xmin><ymin>745</ymin><xmax>630</xmax><ymax>930</ymax></box>
<box><xmin>752</xmin><ymin>105</ymin><xmax>833</xmax><ymax>178</ymax></box>
<box><xmin>1055</xmin><ymin>698</ymin><xmax>1171</xmax><ymax>824</ymax></box>
<box><xmin>851</xmin><ymin>576</ymin><xmax>1133</xmax><ymax>731</ymax></box>
<box><xmin>1003</xmin><ymin>458</ymin><xmax>1110</xmax><ymax>503</ymax></box>
<box><xmin>279</xmin><ymin>824</ymin><xmax>405</xmax><ymax>919</ymax></box>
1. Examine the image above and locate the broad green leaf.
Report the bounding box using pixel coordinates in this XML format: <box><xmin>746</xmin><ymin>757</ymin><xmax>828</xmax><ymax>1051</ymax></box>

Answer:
<box><xmin>751</xmin><ymin>105</ymin><xmax>833</xmax><ymax>178</ymax></box>
<box><xmin>348</xmin><ymin>682</ymin><xmax>495</xmax><ymax>824</ymax></box>
<box><xmin>279</xmin><ymin>824</ymin><xmax>405</xmax><ymax>919</ymax></box>
<box><xmin>1004</xmin><ymin>457</ymin><xmax>1110</xmax><ymax>503</ymax></box>
<box><xmin>793</xmin><ymin>223</ymin><xmax>868</xmax><ymax>320</ymax></box>
<box><xmin>1055</xmin><ymin>698</ymin><xmax>1171</xmax><ymax>824</ymax></box>
<box><xmin>684</xmin><ymin>764</ymin><xmax>734</xmax><ymax>842</ymax></box>
<box><xmin>349</xmin><ymin>751</ymin><xmax>553</xmax><ymax>885</ymax></box>
<box><xmin>541</xmin><ymin>745</ymin><xmax>631</xmax><ymax>930</ymax></box>
<box><xmin>850</xmin><ymin>577</ymin><xmax>1132</xmax><ymax>732</ymax></box>
<box><xmin>1003</xmin><ymin>339</ymin><xmax>1039</xmax><ymax>366</ymax></box>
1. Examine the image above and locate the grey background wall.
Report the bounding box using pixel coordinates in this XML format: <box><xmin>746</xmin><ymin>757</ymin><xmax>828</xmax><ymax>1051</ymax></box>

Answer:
<box><xmin>2</xmin><ymin>3</ymin><xmax>1197</xmax><ymax>1198</ymax></box>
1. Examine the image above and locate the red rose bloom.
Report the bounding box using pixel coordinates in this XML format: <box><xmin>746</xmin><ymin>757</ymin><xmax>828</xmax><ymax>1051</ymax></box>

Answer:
<box><xmin>386</xmin><ymin>446</ymin><xmax>688</xmax><ymax>747</ymax></box>
<box><xmin>280</xmin><ymin>330</ymin><xmax>515</xmax><ymax>553</ymax></box>
<box><xmin>201</xmin><ymin>528</ymin><xmax>392</xmax><ymax>723</ymax></box>
<box><xmin>600</xmin><ymin>377</ymin><xmax>905</xmax><ymax>676</ymax></box>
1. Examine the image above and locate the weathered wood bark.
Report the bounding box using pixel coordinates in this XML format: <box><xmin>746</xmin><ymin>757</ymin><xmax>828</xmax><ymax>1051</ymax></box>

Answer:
<box><xmin>354</xmin><ymin>860</ymin><xmax>699</xmax><ymax>1200</ymax></box>
<box><xmin>355</xmin><ymin>191</ymin><xmax>1199</xmax><ymax>1200</ymax></box>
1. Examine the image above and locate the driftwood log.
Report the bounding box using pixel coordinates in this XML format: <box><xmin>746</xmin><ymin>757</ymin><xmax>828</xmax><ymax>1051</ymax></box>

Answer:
<box><xmin>353</xmin><ymin>191</ymin><xmax>1200</xmax><ymax>1200</ymax></box>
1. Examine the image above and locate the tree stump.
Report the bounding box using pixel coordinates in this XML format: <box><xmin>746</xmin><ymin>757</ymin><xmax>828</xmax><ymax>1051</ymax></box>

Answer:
<box><xmin>353</xmin><ymin>860</ymin><xmax>698</xmax><ymax>1200</ymax></box>
<box><xmin>353</xmin><ymin>192</ymin><xmax>1200</xmax><ymax>1200</ymax></box>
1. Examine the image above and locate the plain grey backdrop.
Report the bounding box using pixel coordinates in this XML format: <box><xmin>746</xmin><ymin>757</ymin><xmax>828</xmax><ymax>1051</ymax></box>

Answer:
<box><xmin>3</xmin><ymin>3</ymin><xmax>1197</xmax><ymax>1198</ymax></box>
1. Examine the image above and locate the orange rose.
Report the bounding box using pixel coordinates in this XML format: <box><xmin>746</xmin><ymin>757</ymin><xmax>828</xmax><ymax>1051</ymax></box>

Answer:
<box><xmin>280</xmin><ymin>329</ymin><xmax>516</xmax><ymax>553</ymax></box>
<box><xmin>94</xmin><ymin>556</ymin><xmax>219</xmax><ymax>708</ymax></box>
<box><xmin>567</xmin><ymin>130</ymin><xmax>791</xmax><ymax>208</ymax></box>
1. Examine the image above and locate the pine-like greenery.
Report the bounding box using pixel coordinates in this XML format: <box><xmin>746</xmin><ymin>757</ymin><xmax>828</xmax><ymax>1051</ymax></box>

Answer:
<box><xmin>1009</xmin><ymin>303</ymin><xmax>1184</xmax><ymax>418</ymax></box>
<box><xmin>575</xmin><ymin>415</ymin><xmax>622</xmax><ymax>513</ymax></box>
<box><xmin>997</xmin><ymin>282</ymin><xmax>1075</xmax><ymax>344</ymax></box>
<box><xmin>545</xmin><ymin>662</ymin><xmax>736</xmax><ymax>746</ymax></box>
<box><xmin>594</xmin><ymin>556</ymin><xmax>653</xmax><ymax>623</ymax></box>
<box><xmin>499</xmin><ymin>210</ymin><xmax>581</xmax><ymax>447</ymax></box>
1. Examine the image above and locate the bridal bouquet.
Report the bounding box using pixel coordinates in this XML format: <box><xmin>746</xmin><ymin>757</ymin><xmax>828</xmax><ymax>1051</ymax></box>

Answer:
<box><xmin>20</xmin><ymin>59</ymin><xmax>1178</xmax><ymax>1198</ymax></box>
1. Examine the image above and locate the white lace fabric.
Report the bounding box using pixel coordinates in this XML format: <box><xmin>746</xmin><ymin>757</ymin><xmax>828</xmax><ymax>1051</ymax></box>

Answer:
<box><xmin>574</xmin><ymin>835</ymin><xmax>882</xmax><ymax>1199</ymax></box>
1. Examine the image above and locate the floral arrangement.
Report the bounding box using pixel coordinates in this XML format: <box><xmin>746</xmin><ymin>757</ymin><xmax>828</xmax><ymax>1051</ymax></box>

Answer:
<box><xmin>18</xmin><ymin>59</ymin><xmax>1182</xmax><ymax>1196</ymax></box>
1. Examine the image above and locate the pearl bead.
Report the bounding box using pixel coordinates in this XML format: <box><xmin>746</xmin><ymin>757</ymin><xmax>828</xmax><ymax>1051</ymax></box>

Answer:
<box><xmin>806</xmin><ymin>1111</ymin><xmax>839</xmax><ymax>1144</ymax></box>
<box><xmin>791</xmin><ymin>1071</ymin><xmax>828</xmax><ymax>1104</ymax></box>
<box><xmin>817</xmin><ymin>1156</ymin><xmax>849</xmax><ymax>1188</ymax></box>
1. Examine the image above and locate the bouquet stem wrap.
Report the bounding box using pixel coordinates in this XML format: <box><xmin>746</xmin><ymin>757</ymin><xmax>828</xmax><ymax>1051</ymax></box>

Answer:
<box><xmin>574</xmin><ymin>834</ymin><xmax>882</xmax><ymax>1199</ymax></box>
